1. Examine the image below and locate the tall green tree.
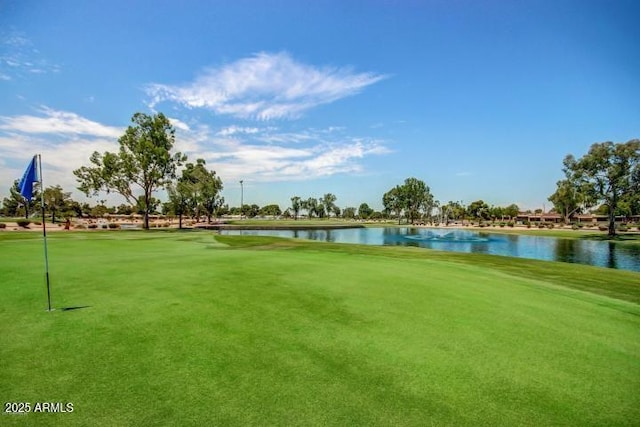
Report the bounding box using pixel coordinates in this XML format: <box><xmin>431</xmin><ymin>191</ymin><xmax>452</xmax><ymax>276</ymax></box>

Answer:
<box><xmin>467</xmin><ymin>200</ymin><xmax>490</xmax><ymax>221</ymax></box>
<box><xmin>358</xmin><ymin>203</ymin><xmax>373</xmax><ymax>219</ymax></box>
<box><xmin>290</xmin><ymin>196</ymin><xmax>301</xmax><ymax>220</ymax></box>
<box><xmin>321</xmin><ymin>193</ymin><xmax>337</xmax><ymax>218</ymax></box>
<box><xmin>441</xmin><ymin>201</ymin><xmax>466</xmax><ymax>225</ymax></box>
<box><xmin>400</xmin><ymin>177</ymin><xmax>433</xmax><ymax>224</ymax></box>
<box><xmin>561</xmin><ymin>140</ymin><xmax>639</xmax><ymax>236</ymax></box>
<box><xmin>3</xmin><ymin>180</ymin><xmax>41</xmax><ymax>218</ymax></box>
<box><xmin>548</xmin><ymin>179</ymin><xmax>594</xmax><ymax>224</ymax></box>
<box><xmin>166</xmin><ymin>176</ymin><xmax>195</xmax><ymax>229</ymax></box>
<box><xmin>259</xmin><ymin>204</ymin><xmax>282</xmax><ymax>217</ymax></box>
<box><xmin>181</xmin><ymin>159</ymin><xmax>223</xmax><ymax>223</ymax></box>
<box><xmin>74</xmin><ymin>112</ymin><xmax>185</xmax><ymax>229</ymax></box>
<box><xmin>504</xmin><ymin>203</ymin><xmax>520</xmax><ymax>220</ymax></box>
<box><xmin>342</xmin><ymin>206</ymin><xmax>356</xmax><ymax>219</ymax></box>
<box><xmin>43</xmin><ymin>185</ymin><xmax>72</xmax><ymax>223</ymax></box>
<box><xmin>303</xmin><ymin>197</ymin><xmax>318</xmax><ymax>218</ymax></box>
<box><xmin>383</xmin><ymin>186</ymin><xmax>404</xmax><ymax>224</ymax></box>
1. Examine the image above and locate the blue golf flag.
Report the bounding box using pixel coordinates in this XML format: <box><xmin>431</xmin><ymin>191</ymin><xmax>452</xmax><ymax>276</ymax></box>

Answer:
<box><xmin>19</xmin><ymin>156</ymin><xmax>38</xmax><ymax>201</ymax></box>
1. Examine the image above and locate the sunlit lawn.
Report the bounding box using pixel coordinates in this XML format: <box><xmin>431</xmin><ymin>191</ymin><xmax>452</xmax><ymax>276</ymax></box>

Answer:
<box><xmin>1</xmin><ymin>231</ymin><xmax>638</xmax><ymax>425</ymax></box>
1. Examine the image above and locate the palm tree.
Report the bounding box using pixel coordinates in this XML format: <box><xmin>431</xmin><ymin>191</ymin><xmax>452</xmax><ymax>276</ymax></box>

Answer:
<box><xmin>290</xmin><ymin>196</ymin><xmax>301</xmax><ymax>220</ymax></box>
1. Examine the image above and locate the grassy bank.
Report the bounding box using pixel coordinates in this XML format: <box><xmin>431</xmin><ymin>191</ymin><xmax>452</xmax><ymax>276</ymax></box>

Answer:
<box><xmin>1</xmin><ymin>231</ymin><xmax>638</xmax><ymax>425</ymax></box>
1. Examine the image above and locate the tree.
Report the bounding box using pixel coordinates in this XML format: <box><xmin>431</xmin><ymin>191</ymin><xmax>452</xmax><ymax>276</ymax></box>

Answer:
<box><xmin>504</xmin><ymin>203</ymin><xmax>520</xmax><ymax>220</ymax></box>
<box><xmin>166</xmin><ymin>180</ymin><xmax>192</xmax><ymax>228</ymax></box>
<box><xmin>91</xmin><ymin>203</ymin><xmax>110</xmax><ymax>218</ymax></box>
<box><xmin>74</xmin><ymin>112</ymin><xmax>185</xmax><ymax>229</ymax></box>
<box><xmin>383</xmin><ymin>186</ymin><xmax>404</xmax><ymax>224</ymax></box>
<box><xmin>242</xmin><ymin>204</ymin><xmax>259</xmax><ymax>218</ymax></box>
<box><xmin>561</xmin><ymin>140</ymin><xmax>640</xmax><ymax>236</ymax></box>
<box><xmin>303</xmin><ymin>197</ymin><xmax>318</xmax><ymax>218</ymax></box>
<box><xmin>358</xmin><ymin>203</ymin><xmax>373</xmax><ymax>219</ymax></box>
<box><xmin>467</xmin><ymin>200</ymin><xmax>490</xmax><ymax>221</ymax></box>
<box><xmin>181</xmin><ymin>159</ymin><xmax>223</xmax><ymax>223</ymax></box>
<box><xmin>290</xmin><ymin>196</ymin><xmax>301</xmax><ymax>220</ymax></box>
<box><xmin>625</xmin><ymin>164</ymin><xmax>640</xmax><ymax>216</ymax></box>
<box><xmin>548</xmin><ymin>179</ymin><xmax>594</xmax><ymax>224</ymax></box>
<box><xmin>43</xmin><ymin>185</ymin><xmax>72</xmax><ymax>223</ymax></box>
<box><xmin>342</xmin><ymin>206</ymin><xmax>356</xmax><ymax>219</ymax></box>
<box><xmin>116</xmin><ymin>204</ymin><xmax>133</xmax><ymax>215</ymax></box>
<box><xmin>136</xmin><ymin>197</ymin><xmax>161</xmax><ymax>215</ymax></box>
<box><xmin>441</xmin><ymin>201</ymin><xmax>466</xmax><ymax>225</ymax></box>
<box><xmin>3</xmin><ymin>180</ymin><xmax>41</xmax><ymax>218</ymax></box>
<box><xmin>400</xmin><ymin>177</ymin><xmax>433</xmax><ymax>224</ymax></box>
<box><xmin>214</xmin><ymin>201</ymin><xmax>228</xmax><ymax>217</ymax></box>
<box><xmin>259</xmin><ymin>204</ymin><xmax>282</xmax><ymax>217</ymax></box>
<box><xmin>321</xmin><ymin>193</ymin><xmax>337</xmax><ymax>218</ymax></box>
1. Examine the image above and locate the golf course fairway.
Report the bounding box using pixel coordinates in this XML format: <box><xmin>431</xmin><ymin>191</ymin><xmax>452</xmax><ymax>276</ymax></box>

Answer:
<box><xmin>1</xmin><ymin>231</ymin><xmax>638</xmax><ymax>425</ymax></box>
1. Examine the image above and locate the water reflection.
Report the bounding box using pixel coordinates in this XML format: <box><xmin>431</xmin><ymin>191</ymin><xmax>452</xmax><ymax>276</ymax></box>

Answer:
<box><xmin>220</xmin><ymin>227</ymin><xmax>640</xmax><ymax>272</ymax></box>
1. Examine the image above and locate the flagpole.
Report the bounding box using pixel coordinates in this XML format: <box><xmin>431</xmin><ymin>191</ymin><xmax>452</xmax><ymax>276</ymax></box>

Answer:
<box><xmin>38</xmin><ymin>154</ymin><xmax>52</xmax><ymax>312</ymax></box>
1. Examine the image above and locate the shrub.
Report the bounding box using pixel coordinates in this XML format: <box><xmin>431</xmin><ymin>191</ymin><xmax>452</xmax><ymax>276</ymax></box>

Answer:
<box><xmin>538</xmin><ymin>224</ymin><xmax>545</xmax><ymax>229</ymax></box>
<box><xmin>598</xmin><ymin>226</ymin><xmax>608</xmax><ymax>231</ymax></box>
<box><xmin>546</xmin><ymin>223</ymin><xmax>554</xmax><ymax>229</ymax></box>
<box><xmin>34</xmin><ymin>221</ymin><xmax>41</xmax><ymax>225</ymax></box>
<box><xmin>526</xmin><ymin>223</ymin><xmax>531</xmax><ymax>229</ymax></box>
<box><xmin>507</xmin><ymin>222</ymin><xmax>514</xmax><ymax>227</ymax></box>
<box><xmin>108</xmin><ymin>223</ymin><xmax>119</xmax><ymax>229</ymax></box>
<box><xmin>17</xmin><ymin>219</ymin><xmax>30</xmax><ymax>228</ymax></box>
<box><xmin>499</xmin><ymin>222</ymin><xmax>505</xmax><ymax>227</ymax></box>
<box><xmin>578</xmin><ymin>223</ymin><xmax>584</xmax><ymax>228</ymax></box>
<box><xmin>75</xmin><ymin>224</ymin><xmax>86</xmax><ymax>229</ymax></box>
<box><xmin>101</xmin><ymin>224</ymin><xmax>108</xmax><ymax>229</ymax></box>
<box><xmin>572</xmin><ymin>224</ymin><xmax>579</xmax><ymax>230</ymax></box>
<box><xmin>0</xmin><ymin>223</ymin><xmax>6</xmax><ymax>229</ymax></box>
<box><xmin>617</xmin><ymin>224</ymin><xmax>628</xmax><ymax>232</ymax></box>
<box><xmin>88</xmin><ymin>224</ymin><xmax>98</xmax><ymax>229</ymax></box>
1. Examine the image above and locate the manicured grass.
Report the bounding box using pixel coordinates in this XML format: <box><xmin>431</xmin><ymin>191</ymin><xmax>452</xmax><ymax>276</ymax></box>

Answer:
<box><xmin>1</xmin><ymin>231</ymin><xmax>638</xmax><ymax>425</ymax></box>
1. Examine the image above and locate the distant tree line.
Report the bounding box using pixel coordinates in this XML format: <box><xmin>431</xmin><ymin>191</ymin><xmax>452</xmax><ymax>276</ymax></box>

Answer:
<box><xmin>3</xmin><ymin>113</ymin><xmax>637</xmax><ymax>236</ymax></box>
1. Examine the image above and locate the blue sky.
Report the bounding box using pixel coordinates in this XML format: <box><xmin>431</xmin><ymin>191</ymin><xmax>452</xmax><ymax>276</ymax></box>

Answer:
<box><xmin>1</xmin><ymin>0</ymin><xmax>638</xmax><ymax>211</ymax></box>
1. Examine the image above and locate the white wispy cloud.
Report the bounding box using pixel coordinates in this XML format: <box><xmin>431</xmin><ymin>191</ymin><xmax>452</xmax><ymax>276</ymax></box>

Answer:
<box><xmin>145</xmin><ymin>52</ymin><xmax>387</xmax><ymax>120</ymax></box>
<box><xmin>0</xmin><ymin>108</ymin><xmax>392</xmax><ymax>204</ymax></box>
<box><xmin>167</xmin><ymin>117</ymin><xmax>190</xmax><ymax>132</ymax></box>
<box><xmin>176</xmin><ymin>124</ymin><xmax>391</xmax><ymax>183</ymax></box>
<box><xmin>0</xmin><ymin>107</ymin><xmax>122</xmax><ymax>138</ymax></box>
<box><xmin>0</xmin><ymin>108</ymin><xmax>123</xmax><ymax>199</ymax></box>
<box><xmin>0</xmin><ymin>133</ymin><xmax>119</xmax><ymax>200</ymax></box>
<box><xmin>0</xmin><ymin>31</ymin><xmax>61</xmax><ymax>80</ymax></box>
<box><xmin>216</xmin><ymin>125</ymin><xmax>264</xmax><ymax>137</ymax></box>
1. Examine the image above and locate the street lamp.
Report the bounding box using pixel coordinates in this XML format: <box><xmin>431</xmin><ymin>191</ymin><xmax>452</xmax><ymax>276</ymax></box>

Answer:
<box><xmin>239</xmin><ymin>180</ymin><xmax>244</xmax><ymax>220</ymax></box>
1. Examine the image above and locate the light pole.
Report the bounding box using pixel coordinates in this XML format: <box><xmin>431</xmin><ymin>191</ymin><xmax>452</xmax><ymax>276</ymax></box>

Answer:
<box><xmin>239</xmin><ymin>180</ymin><xmax>244</xmax><ymax>220</ymax></box>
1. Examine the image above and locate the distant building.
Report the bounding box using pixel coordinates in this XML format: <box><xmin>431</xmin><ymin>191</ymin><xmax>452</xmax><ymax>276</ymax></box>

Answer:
<box><xmin>515</xmin><ymin>212</ymin><xmax>563</xmax><ymax>224</ymax></box>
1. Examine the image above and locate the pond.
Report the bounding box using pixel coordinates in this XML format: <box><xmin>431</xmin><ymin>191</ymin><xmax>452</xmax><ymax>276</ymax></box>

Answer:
<box><xmin>220</xmin><ymin>227</ymin><xmax>640</xmax><ymax>272</ymax></box>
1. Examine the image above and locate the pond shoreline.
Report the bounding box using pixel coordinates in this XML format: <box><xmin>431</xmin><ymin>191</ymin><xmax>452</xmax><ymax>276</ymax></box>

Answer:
<box><xmin>195</xmin><ymin>223</ymin><xmax>366</xmax><ymax>231</ymax></box>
